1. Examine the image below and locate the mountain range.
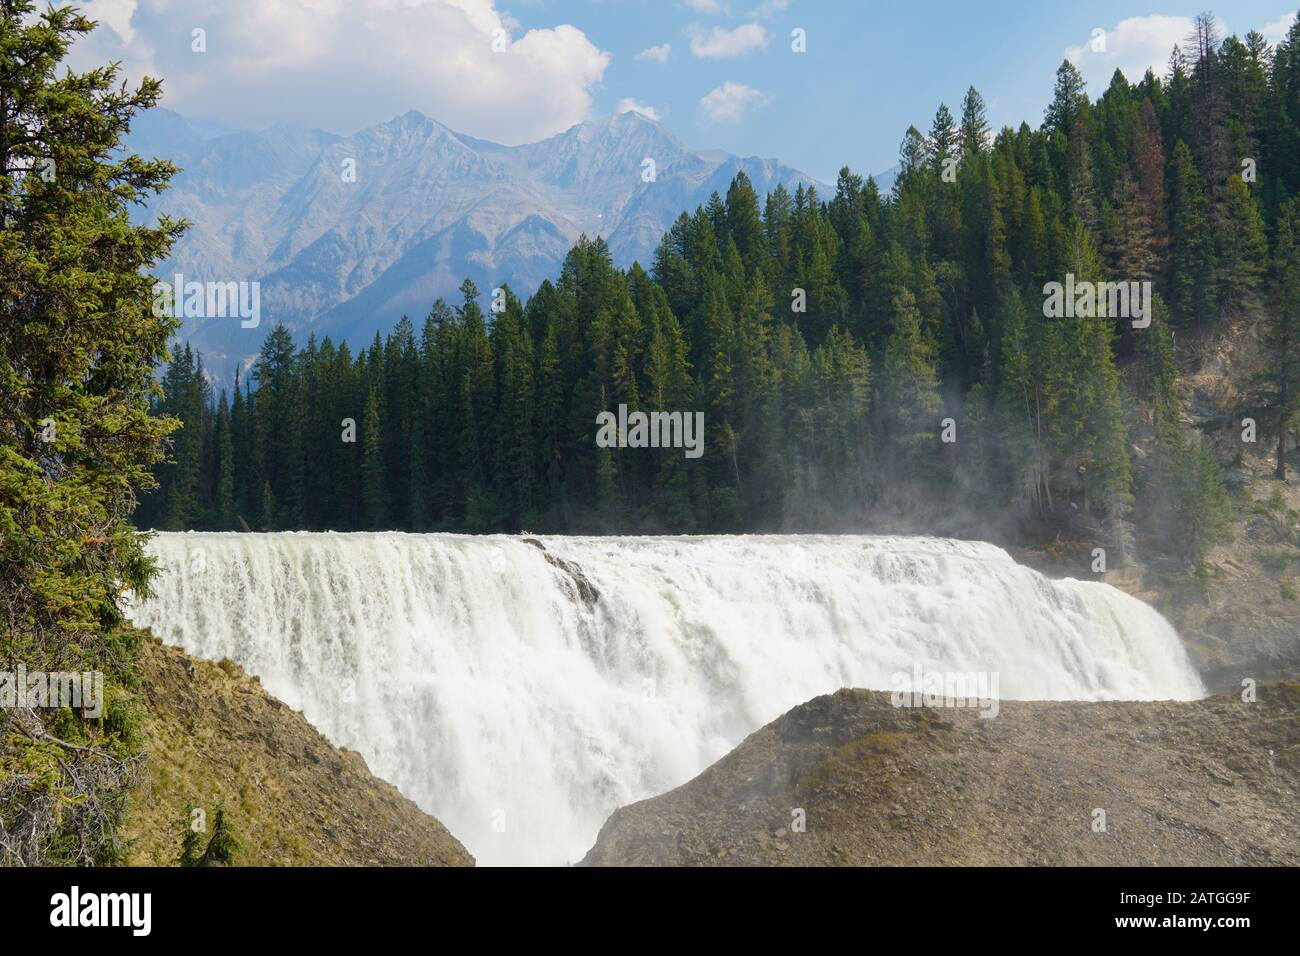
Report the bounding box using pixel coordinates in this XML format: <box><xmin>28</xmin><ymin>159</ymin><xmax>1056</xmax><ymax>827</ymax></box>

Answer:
<box><xmin>125</xmin><ymin>108</ymin><xmax>852</xmax><ymax>381</ymax></box>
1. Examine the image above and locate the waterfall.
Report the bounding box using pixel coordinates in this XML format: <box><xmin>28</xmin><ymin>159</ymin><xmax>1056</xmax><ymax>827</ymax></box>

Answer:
<box><xmin>127</xmin><ymin>532</ymin><xmax>1204</xmax><ymax>865</ymax></box>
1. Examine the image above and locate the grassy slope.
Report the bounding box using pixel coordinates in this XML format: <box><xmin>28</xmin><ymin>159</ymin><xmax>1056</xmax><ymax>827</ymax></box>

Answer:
<box><xmin>123</xmin><ymin>633</ymin><xmax>472</xmax><ymax>866</ymax></box>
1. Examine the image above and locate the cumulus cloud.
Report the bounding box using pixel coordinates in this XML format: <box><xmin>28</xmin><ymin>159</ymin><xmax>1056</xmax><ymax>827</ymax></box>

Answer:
<box><xmin>635</xmin><ymin>43</ymin><xmax>672</xmax><ymax>63</ymax></box>
<box><xmin>1064</xmin><ymin>15</ymin><xmax>1197</xmax><ymax>89</ymax></box>
<box><xmin>81</xmin><ymin>0</ymin><xmax>141</xmax><ymax>44</ymax></box>
<box><xmin>687</xmin><ymin>22</ymin><xmax>768</xmax><ymax>58</ymax></box>
<box><xmin>698</xmin><ymin>81</ymin><xmax>769</xmax><ymax>123</ymax></box>
<box><xmin>1067</xmin><ymin>12</ymin><xmax>1300</xmax><ymax>91</ymax></box>
<box><xmin>1261</xmin><ymin>10</ymin><xmax>1298</xmax><ymax>45</ymax></box>
<box><xmin>683</xmin><ymin>0</ymin><xmax>726</xmax><ymax>13</ymax></box>
<box><xmin>63</xmin><ymin>0</ymin><xmax>611</xmax><ymax>145</ymax></box>
<box><xmin>616</xmin><ymin>98</ymin><xmax>662</xmax><ymax>121</ymax></box>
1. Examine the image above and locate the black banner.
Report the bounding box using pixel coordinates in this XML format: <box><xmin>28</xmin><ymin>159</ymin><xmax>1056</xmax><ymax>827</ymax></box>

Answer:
<box><xmin>0</xmin><ymin>866</ymin><xmax>1286</xmax><ymax>942</ymax></box>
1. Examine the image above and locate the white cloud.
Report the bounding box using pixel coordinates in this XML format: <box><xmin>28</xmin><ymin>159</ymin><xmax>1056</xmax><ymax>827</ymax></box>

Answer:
<box><xmin>683</xmin><ymin>0</ymin><xmax>726</xmax><ymax>13</ymax></box>
<box><xmin>698</xmin><ymin>81</ymin><xmax>769</xmax><ymax>123</ymax></box>
<box><xmin>1261</xmin><ymin>10</ymin><xmax>1298</xmax><ymax>45</ymax></box>
<box><xmin>616</xmin><ymin>98</ymin><xmax>662</xmax><ymax>121</ymax></box>
<box><xmin>687</xmin><ymin>22</ymin><xmax>769</xmax><ymax>58</ymax></box>
<box><xmin>1067</xmin><ymin>12</ymin><xmax>1300</xmax><ymax>90</ymax></box>
<box><xmin>81</xmin><ymin>0</ymin><xmax>141</xmax><ymax>44</ymax></box>
<box><xmin>1065</xmin><ymin>15</ymin><xmax>1196</xmax><ymax>89</ymax></box>
<box><xmin>753</xmin><ymin>0</ymin><xmax>790</xmax><ymax>18</ymax></box>
<box><xmin>635</xmin><ymin>43</ymin><xmax>672</xmax><ymax>63</ymax></box>
<box><xmin>63</xmin><ymin>0</ymin><xmax>611</xmax><ymax>145</ymax></box>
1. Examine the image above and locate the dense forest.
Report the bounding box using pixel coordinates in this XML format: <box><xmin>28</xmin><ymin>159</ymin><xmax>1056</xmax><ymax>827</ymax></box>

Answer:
<box><xmin>138</xmin><ymin>13</ymin><xmax>1300</xmax><ymax>573</ymax></box>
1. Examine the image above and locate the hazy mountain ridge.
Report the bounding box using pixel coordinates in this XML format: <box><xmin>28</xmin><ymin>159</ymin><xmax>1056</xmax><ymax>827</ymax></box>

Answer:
<box><xmin>127</xmin><ymin>108</ymin><xmax>829</xmax><ymax>379</ymax></box>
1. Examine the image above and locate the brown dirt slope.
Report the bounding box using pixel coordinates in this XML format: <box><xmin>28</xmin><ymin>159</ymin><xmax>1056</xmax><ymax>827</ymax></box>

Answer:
<box><xmin>124</xmin><ymin>633</ymin><xmax>472</xmax><ymax>866</ymax></box>
<box><xmin>581</xmin><ymin>683</ymin><xmax>1298</xmax><ymax>866</ymax></box>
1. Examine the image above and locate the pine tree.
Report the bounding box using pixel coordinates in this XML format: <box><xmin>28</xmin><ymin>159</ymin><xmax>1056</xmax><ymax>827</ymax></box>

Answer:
<box><xmin>260</xmin><ymin>480</ymin><xmax>275</xmax><ymax>532</ymax></box>
<box><xmin>214</xmin><ymin>391</ymin><xmax>235</xmax><ymax>528</ymax></box>
<box><xmin>176</xmin><ymin>805</ymin><xmax>204</xmax><ymax>866</ymax></box>
<box><xmin>1125</xmin><ymin>99</ymin><xmax>1169</xmax><ymax>282</ymax></box>
<box><xmin>876</xmin><ymin>289</ymin><xmax>942</xmax><ymax>478</ymax></box>
<box><xmin>0</xmin><ymin>0</ymin><xmax>185</xmax><ymax>862</ymax></box>
<box><xmin>1067</xmin><ymin>114</ymin><xmax>1098</xmax><ymax>234</ymax></box>
<box><xmin>1168</xmin><ymin>140</ymin><xmax>1218</xmax><ymax>328</ymax></box>
<box><xmin>1263</xmin><ymin>200</ymin><xmax>1300</xmax><ymax>480</ymax></box>
<box><xmin>725</xmin><ymin>170</ymin><xmax>767</xmax><ymax>279</ymax></box>
<box><xmin>994</xmin><ymin>291</ymin><xmax>1048</xmax><ymax>510</ymax></box>
<box><xmin>593</xmin><ymin>384</ymin><xmax>619</xmax><ymax>523</ymax></box>
<box><xmin>492</xmin><ymin>286</ymin><xmax>535</xmax><ymax>526</ymax></box>
<box><xmin>1141</xmin><ymin>299</ymin><xmax>1231</xmax><ymax>571</ymax></box>
<box><xmin>1216</xmin><ymin>174</ymin><xmax>1268</xmax><ymax>313</ymax></box>
<box><xmin>157</xmin><ymin>346</ymin><xmax>203</xmax><ymax>529</ymax></box>
<box><xmin>252</xmin><ymin>323</ymin><xmax>303</xmax><ymax>526</ymax></box>
<box><xmin>229</xmin><ymin>368</ymin><xmax>256</xmax><ymax>528</ymax></box>
<box><xmin>1045</xmin><ymin>60</ymin><xmax>1088</xmax><ymax>133</ymax></box>
<box><xmin>960</xmin><ymin>86</ymin><xmax>991</xmax><ymax>157</ymax></box>
<box><xmin>197</xmin><ymin>805</ymin><xmax>240</xmax><ymax>867</ymax></box>
<box><xmin>929</xmin><ymin>103</ymin><xmax>958</xmax><ymax>169</ymax></box>
<box><xmin>457</xmin><ymin>279</ymin><xmax>496</xmax><ymax>502</ymax></box>
<box><xmin>360</xmin><ymin>388</ymin><xmax>388</xmax><ymax>529</ymax></box>
<box><xmin>897</xmin><ymin>125</ymin><xmax>929</xmax><ymax>193</ymax></box>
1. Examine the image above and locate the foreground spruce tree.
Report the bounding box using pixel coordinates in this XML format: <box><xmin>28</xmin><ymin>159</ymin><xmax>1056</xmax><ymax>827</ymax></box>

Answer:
<box><xmin>0</xmin><ymin>1</ymin><xmax>183</xmax><ymax>864</ymax></box>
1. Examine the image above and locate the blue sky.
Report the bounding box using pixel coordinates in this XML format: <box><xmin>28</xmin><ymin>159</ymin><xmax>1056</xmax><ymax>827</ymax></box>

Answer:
<box><xmin>545</xmin><ymin>0</ymin><xmax>1298</xmax><ymax>181</ymax></box>
<box><xmin>69</xmin><ymin>1</ymin><xmax>1298</xmax><ymax>183</ymax></box>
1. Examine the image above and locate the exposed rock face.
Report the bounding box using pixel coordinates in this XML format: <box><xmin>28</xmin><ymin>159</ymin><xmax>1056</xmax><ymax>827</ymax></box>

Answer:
<box><xmin>125</xmin><ymin>634</ymin><xmax>473</xmax><ymax>866</ymax></box>
<box><xmin>522</xmin><ymin>537</ymin><xmax>600</xmax><ymax>608</ymax></box>
<box><xmin>581</xmin><ymin>684</ymin><xmax>1299</xmax><ymax>866</ymax></box>
<box><xmin>1166</xmin><ymin>315</ymin><xmax>1300</xmax><ymax>691</ymax></box>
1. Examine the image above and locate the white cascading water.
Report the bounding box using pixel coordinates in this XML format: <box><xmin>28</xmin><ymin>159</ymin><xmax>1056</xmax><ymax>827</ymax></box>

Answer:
<box><xmin>127</xmin><ymin>532</ymin><xmax>1204</xmax><ymax>865</ymax></box>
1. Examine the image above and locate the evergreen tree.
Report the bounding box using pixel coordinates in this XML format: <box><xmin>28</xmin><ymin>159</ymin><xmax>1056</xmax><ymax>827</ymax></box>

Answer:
<box><xmin>929</xmin><ymin>103</ymin><xmax>958</xmax><ymax>168</ymax></box>
<box><xmin>360</xmin><ymin>388</ymin><xmax>388</xmax><ymax>529</ymax></box>
<box><xmin>876</xmin><ymin>289</ymin><xmax>942</xmax><ymax>478</ymax></box>
<box><xmin>214</xmin><ymin>391</ymin><xmax>235</xmax><ymax>528</ymax></box>
<box><xmin>1141</xmin><ymin>299</ymin><xmax>1232</xmax><ymax>571</ymax></box>
<box><xmin>1168</xmin><ymin>140</ymin><xmax>1218</xmax><ymax>328</ymax></box>
<box><xmin>960</xmin><ymin>86</ymin><xmax>991</xmax><ymax>157</ymax></box>
<box><xmin>1216</xmin><ymin>174</ymin><xmax>1268</xmax><ymax>313</ymax></box>
<box><xmin>1045</xmin><ymin>60</ymin><xmax>1088</xmax><ymax>133</ymax></box>
<box><xmin>1</xmin><ymin>0</ymin><xmax>183</xmax><ymax>864</ymax></box>
<box><xmin>1263</xmin><ymin>199</ymin><xmax>1300</xmax><ymax>480</ymax></box>
<box><xmin>725</xmin><ymin>170</ymin><xmax>767</xmax><ymax>278</ymax></box>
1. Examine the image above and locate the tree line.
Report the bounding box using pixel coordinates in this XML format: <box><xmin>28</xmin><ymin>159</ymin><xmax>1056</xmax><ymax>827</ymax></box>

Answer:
<box><xmin>137</xmin><ymin>13</ymin><xmax>1300</xmax><ymax>572</ymax></box>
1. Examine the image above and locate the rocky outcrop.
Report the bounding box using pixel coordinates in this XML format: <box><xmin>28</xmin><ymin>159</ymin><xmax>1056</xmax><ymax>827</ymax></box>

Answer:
<box><xmin>581</xmin><ymin>683</ymin><xmax>1299</xmax><ymax>866</ymax></box>
<box><xmin>523</xmin><ymin>537</ymin><xmax>600</xmax><ymax>608</ymax></box>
